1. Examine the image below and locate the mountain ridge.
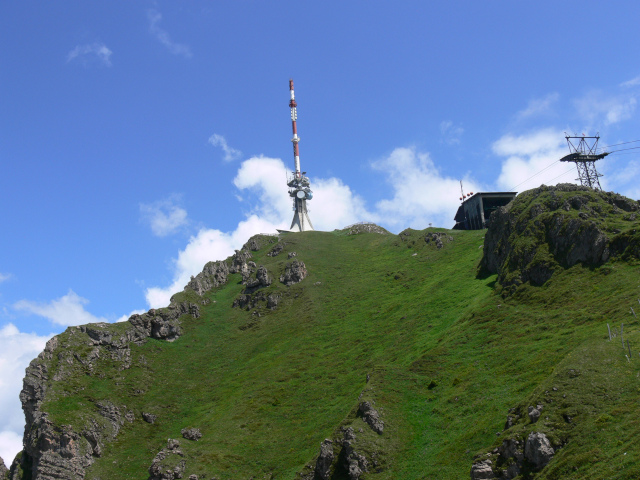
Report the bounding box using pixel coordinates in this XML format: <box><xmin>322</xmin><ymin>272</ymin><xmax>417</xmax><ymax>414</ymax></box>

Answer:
<box><xmin>5</xmin><ymin>184</ymin><xmax>640</xmax><ymax>480</ymax></box>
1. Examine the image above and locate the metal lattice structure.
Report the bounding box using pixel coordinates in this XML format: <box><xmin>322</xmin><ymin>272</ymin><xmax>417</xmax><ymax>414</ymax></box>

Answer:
<box><xmin>560</xmin><ymin>135</ymin><xmax>609</xmax><ymax>190</ymax></box>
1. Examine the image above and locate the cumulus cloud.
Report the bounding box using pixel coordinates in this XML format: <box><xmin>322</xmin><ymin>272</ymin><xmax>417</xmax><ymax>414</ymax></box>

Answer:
<box><xmin>14</xmin><ymin>290</ymin><xmax>107</xmax><ymax>327</ymax></box>
<box><xmin>0</xmin><ymin>323</ymin><xmax>53</xmax><ymax>464</ymax></box>
<box><xmin>115</xmin><ymin>309</ymin><xmax>147</xmax><ymax>323</ymax></box>
<box><xmin>209</xmin><ymin>134</ymin><xmax>242</xmax><ymax>162</ymax></box>
<box><xmin>140</xmin><ymin>196</ymin><xmax>188</xmax><ymax>237</ymax></box>
<box><xmin>493</xmin><ymin>129</ymin><xmax>576</xmax><ymax>191</ymax></box>
<box><xmin>440</xmin><ymin>121</ymin><xmax>464</xmax><ymax>145</ymax></box>
<box><xmin>147</xmin><ymin>9</ymin><xmax>192</xmax><ymax>58</ymax></box>
<box><xmin>573</xmin><ymin>90</ymin><xmax>637</xmax><ymax>126</ymax></box>
<box><xmin>517</xmin><ymin>93</ymin><xmax>559</xmax><ymax>119</ymax></box>
<box><xmin>372</xmin><ymin>147</ymin><xmax>482</xmax><ymax>229</ymax></box>
<box><xmin>66</xmin><ymin>43</ymin><xmax>112</xmax><ymax>67</ymax></box>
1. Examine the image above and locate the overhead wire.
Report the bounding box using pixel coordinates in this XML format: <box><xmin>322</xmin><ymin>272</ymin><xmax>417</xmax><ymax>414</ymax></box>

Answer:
<box><xmin>509</xmin><ymin>159</ymin><xmax>560</xmax><ymax>191</ymax></box>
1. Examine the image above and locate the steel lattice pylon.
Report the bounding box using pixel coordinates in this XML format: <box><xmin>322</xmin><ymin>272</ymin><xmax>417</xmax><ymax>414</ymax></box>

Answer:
<box><xmin>559</xmin><ymin>135</ymin><xmax>609</xmax><ymax>190</ymax></box>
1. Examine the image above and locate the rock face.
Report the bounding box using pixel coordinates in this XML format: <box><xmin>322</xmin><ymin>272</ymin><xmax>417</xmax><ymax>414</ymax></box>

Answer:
<box><xmin>525</xmin><ymin>432</ymin><xmax>554</xmax><ymax>470</ymax></box>
<box><xmin>470</xmin><ymin>458</ymin><xmax>494</xmax><ymax>479</ymax></box>
<box><xmin>341</xmin><ymin>427</ymin><xmax>368</xmax><ymax>480</ymax></box>
<box><xmin>14</xmin><ymin>296</ymin><xmax>203</xmax><ymax>480</ymax></box>
<box><xmin>313</xmin><ymin>439</ymin><xmax>334</xmax><ymax>480</ymax></box>
<box><xmin>481</xmin><ymin>184</ymin><xmax>640</xmax><ymax>291</ymax></box>
<box><xmin>0</xmin><ymin>457</ymin><xmax>8</xmax><ymax>479</ymax></box>
<box><xmin>358</xmin><ymin>401</ymin><xmax>384</xmax><ymax>434</ymax></box>
<box><xmin>245</xmin><ymin>265</ymin><xmax>272</xmax><ymax>291</ymax></box>
<box><xmin>280</xmin><ymin>260</ymin><xmax>308</xmax><ymax>286</ymax></box>
<box><xmin>528</xmin><ymin>404</ymin><xmax>543</xmax><ymax>423</ymax></box>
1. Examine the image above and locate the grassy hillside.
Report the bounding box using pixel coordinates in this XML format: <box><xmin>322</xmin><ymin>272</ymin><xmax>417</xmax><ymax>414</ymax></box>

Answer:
<box><xmin>17</xmin><ymin>189</ymin><xmax>640</xmax><ymax>480</ymax></box>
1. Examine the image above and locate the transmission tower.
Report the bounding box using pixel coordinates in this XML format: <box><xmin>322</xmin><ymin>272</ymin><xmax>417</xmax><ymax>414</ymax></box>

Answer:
<box><xmin>559</xmin><ymin>134</ymin><xmax>609</xmax><ymax>190</ymax></box>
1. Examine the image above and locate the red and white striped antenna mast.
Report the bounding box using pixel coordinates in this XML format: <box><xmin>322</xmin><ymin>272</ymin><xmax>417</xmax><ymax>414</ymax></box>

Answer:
<box><xmin>285</xmin><ymin>79</ymin><xmax>314</xmax><ymax>232</ymax></box>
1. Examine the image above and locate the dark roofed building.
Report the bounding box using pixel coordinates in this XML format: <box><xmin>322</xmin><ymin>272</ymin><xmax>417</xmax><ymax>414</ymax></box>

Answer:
<box><xmin>453</xmin><ymin>192</ymin><xmax>517</xmax><ymax>230</ymax></box>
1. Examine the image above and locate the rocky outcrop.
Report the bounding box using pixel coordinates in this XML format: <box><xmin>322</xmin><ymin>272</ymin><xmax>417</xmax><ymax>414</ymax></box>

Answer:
<box><xmin>358</xmin><ymin>401</ymin><xmax>384</xmax><ymax>434</ymax></box>
<box><xmin>313</xmin><ymin>439</ymin><xmax>334</xmax><ymax>480</ymax></box>
<box><xmin>185</xmin><ymin>261</ymin><xmax>229</xmax><ymax>296</ymax></box>
<box><xmin>148</xmin><ymin>439</ymin><xmax>186</xmax><ymax>480</ymax></box>
<box><xmin>424</xmin><ymin>232</ymin><xmax>453</xmax><ymax>249</ymax></box>
<box><xmin>0</xmin><ymin>457</ymin><xmax>8</xmax><ymax>480</ymax></box>
<box><xmin>341</xmin><ymin>427</ymin><xmax>368</xmax><ymax>480</ymax></box>
<box><xmin>142</xmin><ymin>413</ymin><xmax>157</xmax><ymax>424</ymax></box>
<box><xmin>524</xmin><ymin>432</ymin><xmax>554</xmax><ymax>470</ymax></box>
<box><xmin>244</xmin><ymin>265</ymin><xmax>272</xmax><ymax>291</ymax></box>
<box><xmin>280</xmin><ymin>260</ymin><xmax>307</xmax><ymax>286</ymax></box>
<box><xmin>470</xmin><ymin>458</ymin><xmax>495</xmax><ymax>479</ymax></box>
<box><xmin>181</xmin><ymin>428</ymin><xmax>202</xmax><ymax>441</ymax></box>
<box><xmin>527</xmin><ymin>404</ymin><xmax>543</xmax><ymax>423</ymax></box>
<box><xmin>242</xmin><ymin>234</ymin><xmax>279</xmax><ymax>252</ymax></box>
<box><xmin>341</xmin><ymin>223</ymin><xmax>390</xmax><ymax>235</ymax></box>
<box><xmin>481</xmin><ymin>184</ymin><xmax>640</xmax><ymax>291</ymax></box>
<box><xmin>267</xmin><ymin>242</ymin><xmax>286</xmax><ymax>257</ymax></box>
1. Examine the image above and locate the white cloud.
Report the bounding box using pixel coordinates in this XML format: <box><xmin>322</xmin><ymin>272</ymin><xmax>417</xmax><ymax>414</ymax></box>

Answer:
<box><xmin>209</xmin><ymin>134</ymin><xmax>242</xmax><ymax>162</ymax></box>
<box><xmin>620</xmin><ymin>75</ymin><xmax>640</xmax><ymax>88</ymax></box>
<box><xmin>0</xmin><ymin>273</ymin><xmax>11</xmax><ymax>284</ymax></box>
<box><xmin>147</xmin><ymin>9</ymin><xmax>192</xmax><ymax>58</ymax></box>
<box><xmin>66</xmin><ymin>43</ymin><xmax>112</xmax><ymax>67</ymax></box>
<box><xmin>140</xmin><ymin>196</ymin><xmax>188</xmax><ymax>237</ymax></box>
<box><xmin>115</xmin><ymin>309</ymin><xmax>147</xmax><ymax>323</ymax></box>
<box><xmin>493</xmin><ymin>129</ymin><xmax>576</xmax><ymax>191</ymax></box>
<box><xmin>573</xmin><ymin>90</ymin><xmax>637</xmax><ymax>126</ymax></box>
<box><xmin>517</xmin><ymin>93</ymin><xmax>559</xmax><ymax>119</ymax></box>
<box><xmin>371</xmin><ymin>147</ymin><xmax>482</xmax><ymax>229</ymax></box>
<box><xmin>14</xmin><ymin>290</ymin><xmax>107</xmax><ymax>327</ymax></box>
<box><xmin>0</xmin><ymin>323</ymin><xmax>53</xmax><ymax>464</ymax></box>
<box><xmin>440</xmin><ymin>121</ymin><xmax>464</xmax><ymax>145</ymax></box>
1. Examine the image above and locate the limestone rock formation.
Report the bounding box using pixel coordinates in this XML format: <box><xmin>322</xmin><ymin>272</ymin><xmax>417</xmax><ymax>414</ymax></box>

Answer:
<box><xmin>245</xmin><ymin>265</ymin><xmax>272</xmax><ymax>291</ymax></box>
<box><xmin>267</xmin><ymin>242</ymin><xmax>286</xmax><ymax>257</ymax></box>
<box><xmin>148</xmin><ymin>439</ymin><xmax>186</xmax><ymax>480</ymax></box>
<box><xmin>341</xmin><ymin>427</ymin><xmax>368</xmax><ymax>480</ymax></box>
<box><xmin>481</xmin><ymin>184</ymin><xmax>640</xmax><ymax>291</ymax></box>
<box><xmin>143</xmin><ymin>413</ymin><xmax>157</xmax><ymax>424</ymax></box>
<box><xmin>313</xmin><ymin>439</ymin><xmax>334</xmax><ymax>480</ymax></box>
<box><xmin>341</xmin><ymin>223</ymin><xmax>390</xmax><ymax>235</ymax></box>
<box><xmin>185</xmin><ymin>261</ymin><xmax>229</xmax><ymax>296</ymax></box>
<box><xmin>524</xmin><ymin>432</ymin><xmax>554</xmax><ymax>470</ymax></box>
<box><xmin>181</xmin><ymin>428</ymin><xmax>202</xmax><ymax>441</ymax></box>
<box><xmin>470</xmin><ymin>458</ymin><xmax>494</xmax><ymax>480</ymax></box>
<box><xmin>424</xmin><ymin>232</ymin><xmax>454</xmax><ymax>249</ymax></box>
<box><xmin>280</xmin><ymin>260</ymin><xmax>307</xmax><ymax>286</ymax></box>
<box><xmin>0</xmin><ymin>457</ymin><xmax>8</xmax><ymax>480</ymax></box>
<box><xmin>527</xmin><ymin>404</ymin><xmax>543</xmax><ymax>423</ymax></box>
<box><xmin>358</xmin><ymin>401</ymin><xmax>384</xmax><ymax>434</ymax></box>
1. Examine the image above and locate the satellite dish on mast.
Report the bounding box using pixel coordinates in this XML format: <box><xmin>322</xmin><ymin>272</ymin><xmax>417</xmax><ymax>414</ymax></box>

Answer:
<box><xmin>296</xmin><ymin>190</ymin><xmax>306</xmax><ymax>199</ymax></box>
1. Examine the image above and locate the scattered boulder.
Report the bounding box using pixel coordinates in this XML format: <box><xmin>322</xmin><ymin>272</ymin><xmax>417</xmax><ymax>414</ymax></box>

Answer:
<box><xmin>148</xmin><ymin>439</ymin><xmax>186</xmax><ymax>480</ymax></box>
<box><xmin>470</xmin><ymin>458</ymin><xmax>495</xmax><ymax>479</ymax></box>
<box><xmin>341</xmin><ymin>427</ymin><xmax>368</xmax><ymax>480</ymax></box>
<box><xmin>280</xmin><ymin>260</ymin><xmax>308</xmax><ymax>286</ymax></box>
<box><xmin>232</xmin><ymin>295</ymin><xmax>251</xmax><ymax>309</ymax></box>
<box><xmin>288</xmin><ymin>251</ymin><xmax>297</xmax><ymax>258</ymax></box>
<box><xmin>142</xmin><ymin>413</ymin><xmax>157</xmax><ymax>424</ymax></box>
<box><xmin>181</xmin><ymin>428</ymin><xmax>202</xmax><ymax>441</ymax></box>
<box><xmin>358</xmin><ymin>401</ymin><xmax>384</xmax><ymax>434</ymax></box>
<box><xmin>424</xmin><ymin>232</ymin><xmax>454</xmax><ymax>249</ymax></box>
<box><xmin>267</xmin><ymin>243</ymin><xmax>286</xmax><ymax>257</ymax></box>
<box><xmin>528</xmin><ymin>404</ymin><xmax>543</xmax><ymax>423</ymax></box>
<box><xmin>313</xmin><ymin>439</ymin><xmax>334</xmax><ymax>480</ymax></box>
<box><xmin>525</xmin><ymin>432</ymin><xmax>554</xmax><ymax>470</ymax></box>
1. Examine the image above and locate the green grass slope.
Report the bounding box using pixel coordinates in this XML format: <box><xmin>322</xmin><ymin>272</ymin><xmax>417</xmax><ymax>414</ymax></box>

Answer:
<box><xmin>21</xmin><ymin>189</ymin><xmax>640</xmax><ymax>480</ymax></box>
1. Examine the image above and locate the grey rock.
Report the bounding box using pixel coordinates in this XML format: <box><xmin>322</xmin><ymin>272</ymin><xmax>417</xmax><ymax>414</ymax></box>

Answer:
<box><xmin>341</xmin><ymin>428</ymin><xmax>368</xmax><ymax>480</ymax></box>
<box><xmin>342</xmin><ymin>223</ymin><xmax>389</xmax><ymax>235</ymax></box>
<box><xmin>232</xmin><ymin>294</ymin><xmax>251</xmax><ymax>309</ymax></box>
<box><xmin>280</xmin><ymin>260</ymin><xmax>308</xmax><ymax>286</ymax></box>
<box><xmin>0</xmin><ymin>456</ymin><xmax>8</xmax><ymax>479</ymax></box>
<box><xmin>313</xmin><ymin>439</ymin><xmax>334</xmax><ymax>480</ymax></box>
<box><xmin>288</xmin><ymin>251</ymin><xmax>297</xmax><ymax>258</ymax></box>
<box><xmin>267</xmin><ymin>243</ymin><xmax>286</xmax><ymax>257</ymax></box>
<box><xmin>142</xmin><ymin>413</ymin><xmax>157</xmax><ymax>424</ymax></box>
<box><xmin>358</xmin><ymin>401</ymin><xmax>384</xmax><ymax>434</ymax></box>
<box><xmin>148</xmin><ymin>440</ymin><xmax>186</xmax><ymax>480</ymax></box>
<box><xmin>185</xmin><ymin>261</ymin><xmax>229</xmax><ymax>296</ymax></box>
<box><xmin>181</xmin><ymin>428</ymin><xmax>202</xmax><ymax>441</ymax></box>
<box><xmin>470</xmin><ymin>459</ymin><xmax>494</xmax><ymax>479</ymax></box>
<box><xmin>245</xmin><ymin>266</ymin><xmax>272</xmax><ymax>291</ymax></box>
<box><xmin>524</xmin><ymin>432</ymin><xmax>554</xmax><ymax>470</ymax></box>
<box><xmin>424</xmin><ymin>232</ymin><xmax>454</xmax><ymax>249</ymax></box>
<box><xmin>528</xmin><ymin>404</ymin><xmax>543</xmax><ymax>423</ymax></box>
<box><xmin>267</xmin><ymin>294</ymin><xmax>280</xmax><ymax>310</ymax></box>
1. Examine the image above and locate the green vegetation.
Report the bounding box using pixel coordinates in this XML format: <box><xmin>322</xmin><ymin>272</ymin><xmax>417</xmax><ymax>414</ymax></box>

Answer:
<box><xmin>34</xmin><ymin>192</ymin><xmax>640</xmax><ymax>480</ymax></box>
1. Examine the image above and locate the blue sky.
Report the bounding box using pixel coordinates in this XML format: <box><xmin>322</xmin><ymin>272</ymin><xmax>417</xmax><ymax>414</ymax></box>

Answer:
<box><xmin>1</xmin><ymin>0</ymin><xmax>639</xmax><ymax>463</ymax></box>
